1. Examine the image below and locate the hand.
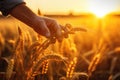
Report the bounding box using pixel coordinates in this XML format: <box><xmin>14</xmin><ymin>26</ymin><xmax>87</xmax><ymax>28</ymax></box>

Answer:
<box><xmin>10</xmin><ymin>4</ymin><xmax>63</xmax><ymax>42</ymax></box>
<box><xmin>32</xmin><ymin>16</ymin><xmax>63</xmax><ymax>42</ymax></box>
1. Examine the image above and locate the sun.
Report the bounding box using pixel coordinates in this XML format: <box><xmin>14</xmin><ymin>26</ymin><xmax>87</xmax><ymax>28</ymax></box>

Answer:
<box><xmin>89</xmin><ymin>6</ymin><xmax>111</xmax><ymax>18</ymax></box>
<box><xmin>88</xmin><ymin>0</ymin><xmax>115</xmax><ymax>18</ymax></box>
<box><xmin>91</xmin><ymin>9</ymin><xmax>109</xmax><ymax>18</ymax></box>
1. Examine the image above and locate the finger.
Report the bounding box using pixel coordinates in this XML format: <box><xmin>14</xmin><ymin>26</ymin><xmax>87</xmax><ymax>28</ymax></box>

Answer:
<box><xmin>33</xmin><ymin>20</ymin><xmax>51</xmax><ymax>38</ymax></box>
<box><xmin>53</xmin><ymin>23</ymin><xmax>63</xmax><ymax>42</ymax></box>
<box><xmin>42</xmin><ymin>17</ymin><xmax>63</xmax><ymax>41</ymax></box>
<box><xmin>56</xmin><ymin>28</ymin><xmax>63</xmax><ymax>42</ymax></box>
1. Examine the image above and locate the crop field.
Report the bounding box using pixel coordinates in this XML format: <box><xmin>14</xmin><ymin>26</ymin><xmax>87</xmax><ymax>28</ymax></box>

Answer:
<box><xmin>0</xmin><ymin>15</ymin><xmax>120</xmax><ymax>80</ymax></box>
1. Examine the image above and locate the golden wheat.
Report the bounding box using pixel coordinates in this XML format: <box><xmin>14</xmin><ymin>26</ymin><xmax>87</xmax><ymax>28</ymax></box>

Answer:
<box><xmin>6</xmin><ymin>58</ymin><xmax>14</xmax><ymax>80</ymax></box>
<box><xmin>42</xmin><ymin>60</ymin><xmax>49</xmax><ymax>74</ymax></box>
<box><xmin>28</xmin><ymin>54</ymin><xmax>67</xmax><ymax>80</ymax></box>
<box><xmin>88</xmin><ymin>53</ymin><xmax>100</xmax><ymax>76</ymax></box>
<box><xmin>66</xmin><ymin>57</ymin><xmax>77</xmax><ymax>79</ymax></box>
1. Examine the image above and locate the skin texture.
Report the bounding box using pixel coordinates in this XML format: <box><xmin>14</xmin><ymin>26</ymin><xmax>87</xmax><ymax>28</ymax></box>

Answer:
<box><xmin>10</xmin><ymin>4</ymin><xmax>63</xmax><ymax>42</ymax></box>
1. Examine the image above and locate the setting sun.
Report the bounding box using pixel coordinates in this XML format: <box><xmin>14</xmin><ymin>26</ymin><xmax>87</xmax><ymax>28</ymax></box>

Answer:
<box><xmin>88</xmin><ymin>0</ymin><xmax>120</xmax><ymax>18</ymax></box>
<box><xmin>89</xmin><ymin>6</ymin><xmax>112</xmax><ymax>18</ymax></box>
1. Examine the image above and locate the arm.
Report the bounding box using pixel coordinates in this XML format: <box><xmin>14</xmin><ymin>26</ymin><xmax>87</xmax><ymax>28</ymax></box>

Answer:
<box><xmin>10</xmin><ymin>4</ymin><xmax>51</xmax><ymax>37</ymax></box>
<box><xmin>0</xmin><ymin>0</ymin><xmax>63</xmax><ymax>42</ymax></box>
<box><xmin>10</xmin><ymin>4</ymin><xmax>63</xmax><ymax>41</ymax></box>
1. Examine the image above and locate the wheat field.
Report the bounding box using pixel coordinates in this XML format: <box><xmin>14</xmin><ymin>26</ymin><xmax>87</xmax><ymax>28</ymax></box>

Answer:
<box><xmin>0</xmin><ymin>14</ymin><xmax>120</xmax><ymax>80</ymax></box>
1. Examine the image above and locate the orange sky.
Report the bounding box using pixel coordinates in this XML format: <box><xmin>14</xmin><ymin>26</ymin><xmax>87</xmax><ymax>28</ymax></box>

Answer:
<box><xmin>25</xmin><ymin>0</ymin><xmax>120</xmax><ymax>16</ymax></box>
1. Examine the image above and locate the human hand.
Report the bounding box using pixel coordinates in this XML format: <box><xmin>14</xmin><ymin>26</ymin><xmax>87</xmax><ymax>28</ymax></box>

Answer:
<box><xmin>10</xmin><ymin>4</ymin><xmax>63</xmax><ymax>42</ymax></box>
<box><xmin>32</xmin><ymin>16</ymin><xmax>63</xmax><ymax>42</ymax></box>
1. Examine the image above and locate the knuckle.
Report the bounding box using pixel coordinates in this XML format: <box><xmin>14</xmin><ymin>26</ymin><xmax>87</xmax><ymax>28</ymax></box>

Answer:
<box><xmin>51</xmin><ymin>19</ymin><xmax>57</xmax><ymax>23</ymax></box>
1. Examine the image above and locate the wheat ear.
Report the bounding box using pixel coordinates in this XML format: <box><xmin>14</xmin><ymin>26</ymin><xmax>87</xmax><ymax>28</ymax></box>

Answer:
<box><xmin>28</xmin><ymin>54</ymin><xmax>67</xmax><ymax>80</ymax></box>
<box><xmin>6</xmin><ymin>58</ymin><xmax>15</xmax><ymax>80</ymax></box>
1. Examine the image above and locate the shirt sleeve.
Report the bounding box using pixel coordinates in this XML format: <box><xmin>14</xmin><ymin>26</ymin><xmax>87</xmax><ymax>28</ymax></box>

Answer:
<box><xmin>0</xmin><ymin>0</ymin><xmax>25</xmax><ymax>16</ymax></box>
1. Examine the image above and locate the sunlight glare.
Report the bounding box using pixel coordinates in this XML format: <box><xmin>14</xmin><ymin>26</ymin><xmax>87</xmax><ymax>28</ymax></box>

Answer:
<box><xmin>88</xmin><ymin>0</ymin><xmax>117</xmax><ymax>18</ymax></box>
<box><xmin>89</xmin><ymin>7</ymin><xmax>111</xmax><ymax>18</ymax></box>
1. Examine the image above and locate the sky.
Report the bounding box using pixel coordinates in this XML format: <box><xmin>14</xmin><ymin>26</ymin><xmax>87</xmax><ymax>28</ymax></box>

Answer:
<box><xmin>25</xmin><ymin>0</ymin><xmax>120</xmax><ymax>16</ymax></box>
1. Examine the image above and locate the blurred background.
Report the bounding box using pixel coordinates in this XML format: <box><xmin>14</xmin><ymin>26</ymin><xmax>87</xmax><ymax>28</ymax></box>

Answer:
<box><xmin>0</xmin><ymin>0</ymin><xmax>120</xmax><ymax>80</ymax></box>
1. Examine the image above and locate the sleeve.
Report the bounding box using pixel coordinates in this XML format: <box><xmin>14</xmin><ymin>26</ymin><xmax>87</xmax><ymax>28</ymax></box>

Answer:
<box><xmin>0</xmin><ymin>0</ymin><xmax>25</xmax><ymax>16</ymax></box>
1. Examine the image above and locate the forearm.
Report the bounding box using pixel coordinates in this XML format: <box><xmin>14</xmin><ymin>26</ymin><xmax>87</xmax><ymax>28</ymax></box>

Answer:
<box><xmin>10</xmin><ymin>4</ymin><xmax>39</xmax><ymax>28</ymax></box>
<box><xmin>10</xmin><ymin>4</ymin><xmax>51</xmax><ymax>37</ymax></box>
<box><xmin>9</xmin><ymin>3</ymin><xmax>62</xmax><ymax>40</ymax></box>
<box><xmin>1</xmin><ymin>0</ymin><xmax>62</xmax><ymax>41</ymax></box>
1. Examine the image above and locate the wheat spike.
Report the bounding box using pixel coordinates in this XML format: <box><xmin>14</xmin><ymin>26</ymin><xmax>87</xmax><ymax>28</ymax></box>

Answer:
<box><xmin>6</xmin><ymin>58</ymin><xmax>15</xmax><ymax>80</ymax></box>
<box><xmin>24</xmin><ymin>31</ymin><xmax>32</xmax><ymax>47</ymax></box>
<box><xmin>66</xmin><ymin>57</ymin><xmax>77</xmax><ymax>78</ymax></box>
<box><xmin>88</xmin><ymin>54</ymin><xmax>101</xmax><ymax>76</ymax></box>
<box><xmin>28</xmin><ymin>41</ymin><xmax>41</xmax><ymax>52</ymax></box>
<box><xmin>42</xmin><ymin>60</ymin><xmax>49</xmax><ymax>74</ymax></box>
<box><xmin>0</xmin><ymin>33</ymin><xmax>5</xmax><ymax>56</ymax></box>
<box><xmin>28</xmin><ymin>54</ymin><xmax>67</xmax><ymax>80</ymax></box>
<box><xmin>14</xmin><ymin>26</ymin><xmax>26</xmax><ymax>80</ymax></box>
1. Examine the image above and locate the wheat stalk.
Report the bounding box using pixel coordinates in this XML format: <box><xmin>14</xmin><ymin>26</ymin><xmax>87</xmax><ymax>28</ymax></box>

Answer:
<box><xmin>14</xmin><ymin>27</ymin><xmax>26</xmax><ymax>80</ymax></box>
